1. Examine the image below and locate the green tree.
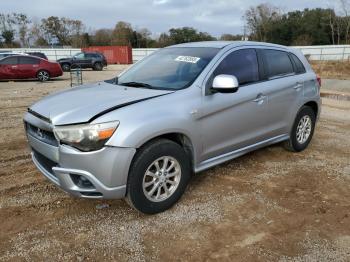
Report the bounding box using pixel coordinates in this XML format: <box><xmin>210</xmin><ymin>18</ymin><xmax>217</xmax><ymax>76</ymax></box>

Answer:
<box><xmin>112</xmin><ymin>21</ymin><xmax>133</xmax><ymax>46</ymax></box>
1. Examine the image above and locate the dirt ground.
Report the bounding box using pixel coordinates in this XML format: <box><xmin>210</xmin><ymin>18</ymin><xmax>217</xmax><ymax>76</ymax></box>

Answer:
<box><xmin>311</xmin><ymin>60</ymin><xmax>350</xmax><ymax>80</ymax></box>
<box><xmin>0</xmin><ymin>65</ymin><xmax>349</xmax><ymax>261</ymax></box>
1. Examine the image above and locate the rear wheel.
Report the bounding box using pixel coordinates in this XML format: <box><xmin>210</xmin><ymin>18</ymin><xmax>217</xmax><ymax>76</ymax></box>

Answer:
<box><xmin>284</xmin><ymin>106</ymin><xmax>316</xmax><ymax>152</ymax></box>
<box><xmin>126</xmin><ymin>139</ymin><xmax>191</xmax><ymax>214</ymax></box>
<box><xmin>37</xmin><ymin>70</ymin><xmax>50</xmax><ymax>82</ymax></box>
<box><xmin>93</xmin><ymin>62</ymin><xmax>103</xmax><ymax>71</ymax></box>
<box><xmin>61</xmin><ymin>63</ymin><xmax>71</xmax><ymax>72</ymax></box>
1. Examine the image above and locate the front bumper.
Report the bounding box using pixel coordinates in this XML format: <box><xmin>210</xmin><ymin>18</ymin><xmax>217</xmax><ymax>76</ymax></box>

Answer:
<box><xmin>25</xmin><ymin>113</ymin><xmax>136</xmax><ymax>199</ymax></box>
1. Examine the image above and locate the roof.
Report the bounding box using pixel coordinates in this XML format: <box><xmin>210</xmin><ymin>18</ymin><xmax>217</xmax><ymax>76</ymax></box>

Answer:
<box><xmin>168</xmin><ymin>41</ymin><xmax>288</xmax><ymax>50</ymax></box>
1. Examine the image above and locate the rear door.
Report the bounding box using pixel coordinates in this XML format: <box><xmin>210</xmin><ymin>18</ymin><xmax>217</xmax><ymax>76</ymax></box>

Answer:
<box><xmin>85</xmin><ymin>53</ymin><xmax>94</xmax><ymax>67</ymax></box>
<box><xmin>0</xmin><ymin>56</ymin><xmax>19</xmax><ymax>79</ymax></box>
<box><xmin>18</xmin><ymin>56</ymin><xmax>40</xmax><ymax>78</ymax></box>
<box><xmin>258</xmin><ymin>48</ymin><xmax>302</xmax><ymax>135</ymax></box>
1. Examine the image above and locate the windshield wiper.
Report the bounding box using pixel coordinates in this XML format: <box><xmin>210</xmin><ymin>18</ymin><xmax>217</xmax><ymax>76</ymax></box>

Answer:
<box><xmin>118</xmin><ymin>81</ymin><xmax>154</xmax><ymax>89</ymax></box>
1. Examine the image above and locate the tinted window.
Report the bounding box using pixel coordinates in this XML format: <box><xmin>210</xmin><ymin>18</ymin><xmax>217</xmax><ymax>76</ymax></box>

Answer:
<box><xmin>0</xmin><ymin>56</ymin><xmax>18</xmax><ymax>65</ymax></box>
<box><xmin>290</xmin><ymin>53</ymin><xmax>306</xmax><ymax>74</ymax></box>
<box><xmin>213</xmin><ymin>49</ymin><xmax>259</xmax><ymax>85</ymax></box>
<box><xmin>86</xmin><ymin>54</ymin><xmax>95</xmax><ymax>58</ymax></box>
<box><xmin>19</xmin><ymin>56</ymin><xmax>40</xmax><ymax>65</ymax></box>
<box><xmin>262</xmin><ymin>50</ymin><xmax>294</xmax><ymax>78</ymax></box>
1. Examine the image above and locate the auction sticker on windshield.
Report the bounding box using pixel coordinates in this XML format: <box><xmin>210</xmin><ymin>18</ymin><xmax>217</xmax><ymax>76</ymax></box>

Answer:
<box><xmin>175</xmin><ymin>56</ymin><xmax>200</xmax><ymax>63</ymax></box>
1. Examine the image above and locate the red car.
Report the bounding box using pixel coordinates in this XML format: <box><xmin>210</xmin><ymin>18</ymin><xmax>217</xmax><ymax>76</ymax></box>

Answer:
<box><xmin>0</xmin><ymin>55</ymin><xmax>63</xmax><ymax>81</ymax></box>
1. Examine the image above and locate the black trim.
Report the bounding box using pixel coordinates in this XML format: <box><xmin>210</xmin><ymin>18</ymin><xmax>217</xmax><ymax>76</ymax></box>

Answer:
<box><xmin>28</xmin><ymin>108</ymin><xmax>51</xmax><ymax>123</ymax></box>
<box><xmin>88</xmin><ymin>93</ymin><xmax>171</xmax><ymax>122</ymax></box>
<box><xmin>256</xmin><ymin>49</ymin><xmax>267</xmax><ymax>81</ymax></box>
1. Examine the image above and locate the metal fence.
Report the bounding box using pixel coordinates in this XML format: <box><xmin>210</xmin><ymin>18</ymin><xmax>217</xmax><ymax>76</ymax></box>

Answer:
<box><xmin>132</xmin><ymin>45</ymin><xmax>350</xmax><ymax>62</ymax></box>
<box><xmin>0</xmin><ymin>48</ymin><xmax>81</xmax><ymax>61</ymax></box>
<box><xmin>2</xmin><ymin>45</ymin><xmax>350</xmax><ymax>62</ymax></box>
<box><xmin>293</xmin><ymin>45</ymin><xmax>350</xmax><ymax>61</ymax></box>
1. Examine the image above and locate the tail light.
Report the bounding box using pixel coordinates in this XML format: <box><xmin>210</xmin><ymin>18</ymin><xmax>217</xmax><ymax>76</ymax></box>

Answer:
<box><xmin>316</xmin><ymin>75</ymin><xmax>321</xmax><ymax>88</ymax></box>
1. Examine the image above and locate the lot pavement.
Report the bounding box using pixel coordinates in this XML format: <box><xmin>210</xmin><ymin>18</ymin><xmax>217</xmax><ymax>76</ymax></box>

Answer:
<box><xmin>0</xmin><ymin>65</ymin><xmax>349</xmax><ymax>261</ymax></box>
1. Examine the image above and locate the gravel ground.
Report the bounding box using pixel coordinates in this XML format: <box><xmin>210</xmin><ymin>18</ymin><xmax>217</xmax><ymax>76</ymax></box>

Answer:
<box><xmin>0</xmin><ymin>65</ymin><xmax>349</xmax><ymax>261</ymax></box>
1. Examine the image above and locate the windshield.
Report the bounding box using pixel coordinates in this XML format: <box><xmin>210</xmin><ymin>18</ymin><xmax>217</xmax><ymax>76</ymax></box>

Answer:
<box><xmin>117</xmin><ymin>47</ymin><xmax>219</xmax><ymax>90</ymax></box>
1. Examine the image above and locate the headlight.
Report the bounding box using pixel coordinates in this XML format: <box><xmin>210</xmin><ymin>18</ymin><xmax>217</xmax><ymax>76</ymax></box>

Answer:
<box><xmin>53</xmin><ymin>121</ymin><xmax>119</xmax><ymax>152</ymax></box>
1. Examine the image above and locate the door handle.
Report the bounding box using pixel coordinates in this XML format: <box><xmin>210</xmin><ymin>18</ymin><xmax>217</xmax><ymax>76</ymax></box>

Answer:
<box><xmin>253</xmin><ymin>94</ymin><xmax>267</xmax><ymax>103</ymax></box>
<box><xmin>11</xmin><ymin>65</ymin><xmax>17</xmax><ymax>68</ymax></box>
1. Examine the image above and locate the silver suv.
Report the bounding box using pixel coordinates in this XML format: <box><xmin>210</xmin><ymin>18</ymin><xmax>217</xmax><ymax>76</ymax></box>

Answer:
<box><xmin>24</xmin><ymin>41</ymin><xmax>321</xmax><ymax>214</ymax></box>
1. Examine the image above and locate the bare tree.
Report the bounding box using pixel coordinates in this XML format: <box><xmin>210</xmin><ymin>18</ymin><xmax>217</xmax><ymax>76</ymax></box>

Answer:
<box><xmin>12</xmin><ymin>13</ymin><xmax>30</xmax><ymax>47</ymax></box>
<box><xmin>339</xmin><ymin>0</ymin><xmax>350</xmax><ymax>43</ymax></box>
<box><xmin>244</xmin><ymin>3</ymin><xmax>281</xmax><ymax>41</ymax></box>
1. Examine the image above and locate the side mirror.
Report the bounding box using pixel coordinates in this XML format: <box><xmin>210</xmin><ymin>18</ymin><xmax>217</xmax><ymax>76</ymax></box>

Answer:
<box><xmin>212</xmin><ymin>74</ymin><xmax>239</xmax><ymax>93</ymax></box>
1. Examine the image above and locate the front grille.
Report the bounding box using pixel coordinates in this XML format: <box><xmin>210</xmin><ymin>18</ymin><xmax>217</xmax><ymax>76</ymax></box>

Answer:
<box><xmin>32</xmin><ymin>148</ymin><xmax>58</xmax><ymax>176</ymax></box>
<box><xmin>25</xmin><ymin>122</ymin><xmax>58</xmax><ymax>147</ymax></box>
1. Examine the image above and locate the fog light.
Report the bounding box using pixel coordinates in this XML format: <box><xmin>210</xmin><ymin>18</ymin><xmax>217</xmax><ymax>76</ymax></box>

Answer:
<box><xmin>71</xmin><ymin>174</ymin><xmax>95</xmax><ymax>189</ymax></box>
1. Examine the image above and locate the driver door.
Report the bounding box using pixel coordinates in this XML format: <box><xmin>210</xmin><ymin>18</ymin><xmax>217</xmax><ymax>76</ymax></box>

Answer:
<box><xmin>0</xmin><ymin>56</ymin><xmax>19</xmax><ymax>79</ymax></box>
<box><xmin>199</xmin><ymin>48</ymin><xmax>271</xmax><ymax>161</ymax></box>
<box><xmin>73</xmin><ymin>53</ymin><xmax>89</xmax><ymax>68</ymax></box>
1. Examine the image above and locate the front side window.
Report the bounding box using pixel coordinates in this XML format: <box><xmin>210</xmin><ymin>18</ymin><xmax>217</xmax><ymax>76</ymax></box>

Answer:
<box><xmin>262</xmin><ymin>49</ymin><xmax>294</xmax><ymax>78</ymax></box>
<box><xmin>0</xmin><ymin>56</ymin><xmax>18</xmax><ymax>65</ymax></box>
<box><xmin>74</xmin><ymin>53</ymin><xmax>85</xmax><ymax>59</ymax></box>
<box><xmin>117</xmin><ymin>47</ymin><xmax>219</xmax><ymax>90</ymax></box>
<box><xmin>213</xmin><ymin>49</ymin><xmax>259</xmax><ymax>85</ymax></box>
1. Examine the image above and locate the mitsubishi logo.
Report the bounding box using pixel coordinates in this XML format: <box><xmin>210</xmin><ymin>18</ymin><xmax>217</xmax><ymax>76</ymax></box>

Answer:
<box><xmin>37</xmin><ymin>127</ymin><xmax>44</xmax><ymax>138</ymax></box>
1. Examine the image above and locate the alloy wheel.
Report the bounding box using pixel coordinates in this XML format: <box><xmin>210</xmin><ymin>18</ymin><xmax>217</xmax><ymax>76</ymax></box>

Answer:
<box><xmin>142</xmin><ymin>156</ymin><xmax>181</xmax><ymax>202</ymax></box>
<box><xmin>296</xmin><ymin>115</ymin><xmax>312</xmax><ymax>144</ymax></box>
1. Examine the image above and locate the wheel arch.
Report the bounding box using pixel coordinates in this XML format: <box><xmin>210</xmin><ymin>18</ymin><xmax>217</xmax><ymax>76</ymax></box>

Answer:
<box><xmin>303</xmin><ymin>100</ymin><xmax>318</xmax><ymax>118</ymax></box>
<box><xmin>134</xmin><ymin>132</ymin><xmax>196</xmax><ymax>172</ymax></box>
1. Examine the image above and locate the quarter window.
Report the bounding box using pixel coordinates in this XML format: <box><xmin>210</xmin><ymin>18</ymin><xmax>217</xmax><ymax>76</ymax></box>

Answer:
<box><xmin>213</xmin><ymin>49</ymin><xmax>259</xmax><ymax>85</ymax></box>
<box><xmin>290</xmin><ymin>53</ymin><xmax>306</xmax><ymax>74</ymax></box>
<box><xmin>262</xmin><ymin>49</ymin><xmax>294</xmax><ymax>78</ymax></box>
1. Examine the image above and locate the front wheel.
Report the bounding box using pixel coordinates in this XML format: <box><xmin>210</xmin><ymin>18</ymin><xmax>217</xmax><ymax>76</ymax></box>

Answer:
<box><xmin>284</xmin><ymin>106</ymin><xmax>316</xmax><ymax>152</ymax></box>
<box><xmin>126</xmin><ymin>139</ymin><xmax>191</xmax><ymax>214</ymax></box>
<box><xmin>61</xmin><ymin>63</ymin><xmax>71</xmax><ymax>72</ymax></box>
<box><xmin>37</xmin><ymin>70</ymin><xmax>50</xmax><ymax>82</ymax></box>
<box><xmin>93</xmin><ymin>62</ymin><xmax>103</xmax><ymax>71</ymax></box>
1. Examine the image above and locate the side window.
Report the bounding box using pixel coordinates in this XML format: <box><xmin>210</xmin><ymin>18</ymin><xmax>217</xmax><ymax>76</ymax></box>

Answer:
<box><xmin>74</xmin><ymin>53</ymin><xmax>85</xmax><ymax>59</ymax></box>
<box><xmin>262</xmin><ymin>49</ymin><xmax>294</xmax><ymax>79</ymax></box>
<box><xmin>19</xmin><ymin>56</ymin><xmax>40</xmax><ymax>65</ymax></box>
<box><xmin>213</xmin><ymin>49</ymin><xmax>259</xmax><ymax>85</ymax></box>
<box><xmin>0</xmin><ymin>56</ymin><xmax>18</xmax><ymax>65</ymax></box>
<box><xmin>86</xmin><ymin>54</ymin><xmax>94</xmax><ymax>58</ymax></box>
<box><xmin>290</xmin><ymin>53</ymin><xmax>306</xmax><ymax>74</ymax></box>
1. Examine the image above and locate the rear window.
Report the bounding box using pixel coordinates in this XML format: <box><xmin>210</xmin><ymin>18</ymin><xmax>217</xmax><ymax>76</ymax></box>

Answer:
<box><xmin>19</xmin><ymin>56</ymin><xmax>40</xmax><ymax>65</ymax></box>
<box><xmin>262</xmin><ymin>49</ymin><xmax>294</xmax><ymax>79</ymax></box>
<box><xmin>290</xmin><ymin>53</ymin><xmax>306</xmax><ymax>74</ymax></box>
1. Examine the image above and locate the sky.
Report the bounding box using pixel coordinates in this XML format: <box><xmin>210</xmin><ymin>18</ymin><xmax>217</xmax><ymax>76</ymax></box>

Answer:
<box><xmin>0</xmin><ymin>0</ymin><xmax>334</xmax><ymax>37</ymax></box>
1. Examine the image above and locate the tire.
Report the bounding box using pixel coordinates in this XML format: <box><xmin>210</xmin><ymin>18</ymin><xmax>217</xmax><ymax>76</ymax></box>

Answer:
<box><xmin>93</xmin><ymin>62</ymin><xmax>103</xmax><ymax>71</ymax></box>
<box><xmin>284</xmin><ymin>106</ymin><xmax>316</xmax><ymax>152</ymax></box>
<box><xmin>37</xmin><ymin>70</ymin><xmax>50</xmax><ymax>82</ymax></box>
<box><xmin>126</xmin><ymin>139</ymin><xmax>191</xmax><ymax>214</ymax></box>
<box><xmin>61</xmin><ymin>63</ymin><xmax>71</xmax><ymax>72</ymax></box>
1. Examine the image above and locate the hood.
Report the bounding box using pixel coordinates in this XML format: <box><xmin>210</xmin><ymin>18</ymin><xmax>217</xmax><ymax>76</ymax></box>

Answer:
<box><xmin>29</xmin><ymin>82</ymin><xmax>173</xmax><ymax>125</ymax></box>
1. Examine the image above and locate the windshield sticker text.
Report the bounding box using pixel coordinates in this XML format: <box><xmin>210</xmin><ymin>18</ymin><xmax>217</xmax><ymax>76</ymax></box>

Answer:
<box><xmin>175</xmin><ymin>56</ymin><xmax>200</xmax><ymax>64</ymax></box>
